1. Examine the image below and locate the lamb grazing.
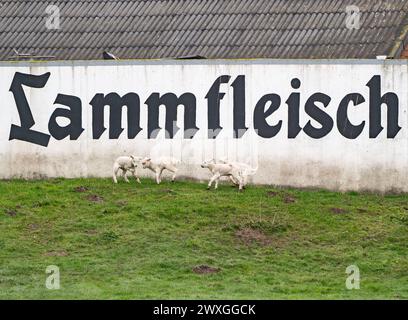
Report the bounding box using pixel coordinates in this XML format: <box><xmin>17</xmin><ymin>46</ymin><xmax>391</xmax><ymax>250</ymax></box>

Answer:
<box><xmin>219</xmin><ymin>159</ymin><xmax>258</xmax><ymax>187</ymax></box>
<box><xmin>201</xmin><ymin>159</ymin><xmax>244</xmax><ymax>191</ymax></box>
<box><xmin>141</xmin><ymin>157</ymin><xmax>178</xmax><ymax>184</ymax></box>
<box><xmin>112</xmin><ymin>155</ymin><xmax>142</xmax><ymax>184</ymax></box>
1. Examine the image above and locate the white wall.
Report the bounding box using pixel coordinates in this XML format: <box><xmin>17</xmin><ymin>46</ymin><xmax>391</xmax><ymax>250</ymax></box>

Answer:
<box><xmin>0</xmin><ymin>60</ymin><xmax>407</xmax><ymax>192</ymax></box>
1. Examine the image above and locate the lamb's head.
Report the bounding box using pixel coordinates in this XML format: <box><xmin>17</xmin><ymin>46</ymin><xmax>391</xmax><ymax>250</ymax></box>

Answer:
<box><xmin>129</xmin><ymin>155</ymin><xmax>141</xmax><ymax>167</ymax></box>
<box><xmin>201</xmin><ymin>159</ymin><xmax>215</xmax><ymax>168</ymax></box>
<box><xmin>141</xmin><ymin>157</ymin><xmax>151</xmax><ymax>168</ymax></box>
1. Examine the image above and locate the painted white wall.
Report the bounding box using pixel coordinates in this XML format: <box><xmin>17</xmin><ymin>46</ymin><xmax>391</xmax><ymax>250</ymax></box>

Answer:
<box><xmin>0</xmin><ymin>60</ymin><xmax>407</xmax><ymax>192</ymax></box>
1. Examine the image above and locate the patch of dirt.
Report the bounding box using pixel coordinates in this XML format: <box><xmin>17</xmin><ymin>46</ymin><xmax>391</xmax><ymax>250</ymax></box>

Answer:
<box><xmin>192</xmin><ymin>265</ymin><xmax>220</xmax><ymax>274</ymax></box>
<box><xmin>159</xmin><ymin>189</ymin><xmax>176</xmax><ymax>194</ymax></box>
<box><xmin>283</xmin><ymin>195</ymin><xmax>296</xmax><ymax>203</ymax></box>
<box><xmin>116</xmin><ymin>200</ymin><xmax>128</xmax><ymax>207</ymax></box>
<box><xmin>330</xmin><ymin>207</ymin><xmax>348</xmax><ymax>214</ymax></box>
<box><xmin>85</xmin><ymin>229</ymin><xmax>98</xmax><ymax>235</ymax></box>
<box><xmin>235</xmin><ymin>227</ymin><xmax>271</xmax><ymax>246</ymax></box>
<box><xmin>74</xmin><ymin>186</ymin><xmax>89</xmax><ymax>193</ymax></box>
<box><xmin>5</xmin><ymin>209</ymin><xmax>17</xmax><ymax>216</ymax></box>
<box><xmin>28</xmin><ymin>223</ymin><xmax>39</xmax><ymax>230</ymax></box>
<box><xmin>357</xmin><ymin>208</ymin><xmax>367</xmax><ymax>213</ymax></box>
<box><xmin>266</xmin><ymin>191</ymin><xmax>278</xmax><ymax>197</ymax></box>
<box><xmin>44</xmin><ymin>250</ymin><xmax>68</xmax><ymax>257</ymax></box>
<box><xmin>86</xmin><ymin>194</ymin><xmax>104</xmax><ymax>203</ymax></box>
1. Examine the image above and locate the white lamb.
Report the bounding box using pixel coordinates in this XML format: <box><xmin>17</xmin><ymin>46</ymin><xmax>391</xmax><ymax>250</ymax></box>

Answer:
<box><xmin>112</xmin><ymin>155</ymin><xmax>142</xmax><ymax>184</ymax></box>
<box><xmin>141</xmin><ymin>157</ymin><xmax>179</xmax><ymax>184</ymax></box>
<box><xmin>219</xmin><ymin>158</ymin><xmax>258</xmax><ymax>187</ymax></box>
<box><xmin>201</xmin><ymin>159</ymin><xmax>244</xmax><ymax>190</ymax></box>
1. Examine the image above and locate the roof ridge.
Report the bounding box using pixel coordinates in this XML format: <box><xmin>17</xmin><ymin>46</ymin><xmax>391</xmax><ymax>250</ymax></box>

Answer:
<box><xmin>4</xmin><ymin>8</ymin><xmax>407</xmax><ymax>19</ymax></box>
<box><xmin>0</xmin><ymin>25</ymin><xmax>400</xmax><ymax>33</ymax></box>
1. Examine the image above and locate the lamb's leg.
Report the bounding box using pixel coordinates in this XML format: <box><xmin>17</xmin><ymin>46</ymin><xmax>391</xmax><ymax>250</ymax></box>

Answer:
<box><xmin>129</xmin><ymin>168</ymin><xmax>139</xmax><ymax>183</ymax></box>
<box><xmin>123</xmin><ymin>169</ymin><xmax>130</xmax><ymax>183</ymax></box>
<box><xmin>242</xmin><ymin>174</ymin><xmax>248</xmax><ymax>188</ymax></box>
<box><xmin>207</xmin><ymin>173</ymin><xmax>220</xmax><ymax>189</ymax></box>
<box><xmin>166</xmin><ymin>165</ymin><xmax>178</xmax><ymax>182</ymax></box>
<box><xmin>131</xmin><ymin>168</ymin><xmax>141</xmax><ymax>183</ymax></box>
<box><xmin>238</xmin><ymin>176</ymin><xmax>244</xmax><ymax>191</ymax></box>
<box><xmin>232</xmin><ymin>173</ymin><xmax>243</xmax><ymax>191</ymax></box>
<box><xmin>159</xmin><ymin>168</ymin><xmax>165</xmax><ymax>183</ymax></box>
<box><xmin>113</xmin><ymin>163</ymin><xmax>120</xmax><ymax>183</ymax></box>
<box><xmin>155</xmin><ymin>168</ymin><xmax>164</xmax><ymax>184</ymax></box>
<box><xmin>229</xmin><ymin>175</ymin><xmax>239</xmax><ymax>186</ymax></box>
<box><xmin>214</xmin><ymin>177</ymin><xmax>220</xmax><ymax>189</ymax></box>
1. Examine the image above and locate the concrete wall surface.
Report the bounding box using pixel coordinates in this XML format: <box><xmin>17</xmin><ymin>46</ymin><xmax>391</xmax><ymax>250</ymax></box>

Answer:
<box><xmin>1</xmin><ymin>59</ymin><xmax>407</xmax><ymax>192</ymax></box>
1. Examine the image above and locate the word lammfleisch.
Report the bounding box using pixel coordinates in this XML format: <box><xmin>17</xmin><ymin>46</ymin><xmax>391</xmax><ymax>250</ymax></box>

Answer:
<box><xmin>8</xmin><ymin>72</ymin><xmax>401</xmax><ymax>147</ymax></box>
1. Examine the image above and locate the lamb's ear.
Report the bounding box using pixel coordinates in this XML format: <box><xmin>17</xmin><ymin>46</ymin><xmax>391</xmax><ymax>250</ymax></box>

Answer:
<box><xmin>130</xmin><ymin>155</ymin><xmax>135</xmax><ymax>160</ymax></box>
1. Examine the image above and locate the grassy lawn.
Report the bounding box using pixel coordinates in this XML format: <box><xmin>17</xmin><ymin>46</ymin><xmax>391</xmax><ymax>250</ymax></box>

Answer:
<box><xmin>0</xmin><ymin>177</ymin><xmax>407</xmax><ymax>299</ymax></box>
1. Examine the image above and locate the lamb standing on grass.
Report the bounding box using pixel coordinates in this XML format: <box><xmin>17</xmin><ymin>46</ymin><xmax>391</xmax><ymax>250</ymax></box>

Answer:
<box><xmin>141</xmin><ymin>157</ymin><xmax>178</xmax><ymax>184</ymax></box>
<box><xmin>219</xmin><ymin>159</ymin><xmax>258</xmax><ymax>187</ymax></box>
<box><xmin>112</xmin><ymin>155</ymin><xmax>142</xmax><ymax>184</ymax></box>
<box><xmin>201</xmin><ymin>159</ymin><xmax>244</xmax><ymax>191</ymax></box>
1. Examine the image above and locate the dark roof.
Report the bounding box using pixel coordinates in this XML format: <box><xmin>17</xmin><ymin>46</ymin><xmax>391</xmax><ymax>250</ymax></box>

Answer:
<box><xmin>0</xmin><ymin>0</ymin><xmax>408</xmax><ymax>60</ymax></box>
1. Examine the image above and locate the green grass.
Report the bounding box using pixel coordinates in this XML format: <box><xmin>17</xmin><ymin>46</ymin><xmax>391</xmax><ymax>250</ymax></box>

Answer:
<box><xmin>0</xmin><ymin>178</ymin><xmax>407</xmax><ymax>299</ymax></box>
